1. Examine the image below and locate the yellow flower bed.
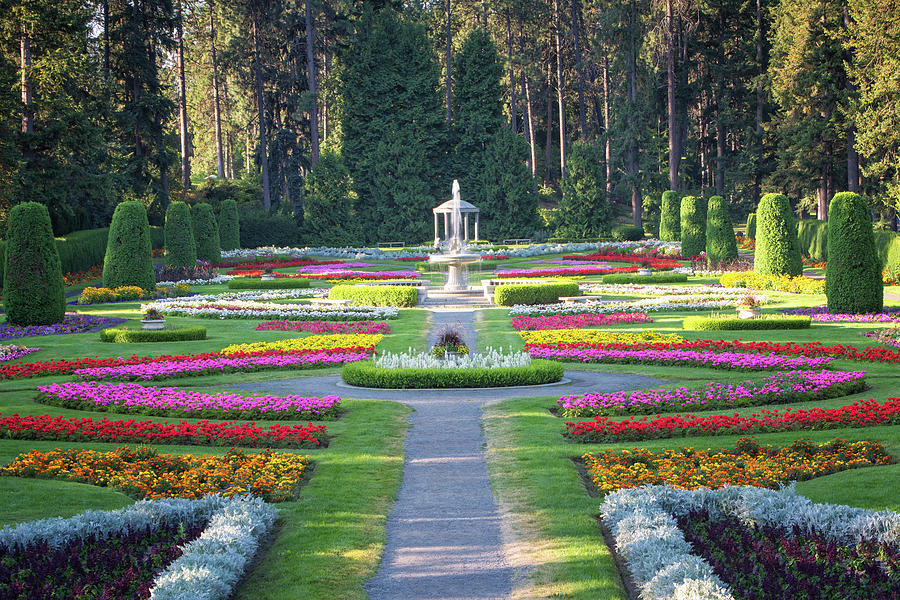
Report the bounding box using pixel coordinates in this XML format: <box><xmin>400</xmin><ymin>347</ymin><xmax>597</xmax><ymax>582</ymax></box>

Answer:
<box><xmin>720</xmin><ymin>271</ymin><xmax>825</xmax><ymax>294</ymax></box>
<box><xmin>518</xmin><ymin>329</ymin><xmax>684</xmax><ymax>346</ymax></box>
<box><xmin>583</xmin><ymin>437</ymin><xmax>890</xmax><ymax>492</ymax></box>
<box><xmin>220</xmin><ymin>333</ymin><xmax>384</xmax><ymax>355</ymax></box>
<box><xmin>78</xmin><ymin>286</ymin><xmax>150</xmax><ymax>304</ymax></box>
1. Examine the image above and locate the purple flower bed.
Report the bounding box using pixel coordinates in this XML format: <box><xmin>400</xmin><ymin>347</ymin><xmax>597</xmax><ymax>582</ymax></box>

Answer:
<box><xmin>527</xmin><ymin>346</ymin><xmax>834</xmax><ymax>370</ymax></box>
<box><xmin>676</xmin><ymin>509</ymin><xmax>900</xmax><ymax>600</ymax></box>
<box><xmin>557</xmin><ymin>369</ymin><xmax>867</xmax><ymax>417</ymax></box>
<box><xmin>72</xmin><ymin>349</ymin><xmax>370</xmax><ymax>381</ymax></box>
<box><xmin>0</xmin><ymin>313</ymin><xmax>129</xmax><ymax>341</ymax></box>
<box><xmin>0</xmin><ymin>345</ymin><xmax>41</xmax><ymax>362</ymax></box>
<box><xmin>533</xmin><ymin>260</ymin><xmax>609</xmax><ymax>265</ymax></box>
<box><xmin>780</xmin><ymin>305</ymin><xmax>900</xmax><ymax>322</ymax></box>
<box><xmin>297</xmin><ymin>262</ymin><xmax>374</xmax><ymax>272</ymax></box>
<box><xmin>37</xmin><ymin>380</ymin><xmax>342</xmax><ymax>419</ymax></box>
<box><xmin>861</xmin><ymin>328</ymin><xmax>900</xmax><ymax>348</ymax></box>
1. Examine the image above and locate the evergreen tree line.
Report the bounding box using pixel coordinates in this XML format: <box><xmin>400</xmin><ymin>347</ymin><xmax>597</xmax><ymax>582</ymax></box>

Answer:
<box><xmin>2</xmin><ymin>0</ymin><xmax>899</xmax><ymax>243</ymax></box>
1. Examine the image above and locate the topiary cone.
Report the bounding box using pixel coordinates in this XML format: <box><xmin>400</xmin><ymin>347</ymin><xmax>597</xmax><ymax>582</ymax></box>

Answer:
<box><xmin>753</xmin><ymin>193</ymin><xmax>802</xmax><ymax>276</ymax></box>
<box><xmin>679</xmin><ymin>195</ymin><xmax>707</xmax><ymax>258</ymax></box>
<box><xmin>103</xmin><ymin>201</ymin><xmax>155</xmax><ymax>290</ymax></box>
<box><xmin>659</xmin><ymin>190</ymin><xmax>681</xmax><ymax>241</ymax></box>
<box><xmin>192</xmin><ymin>203</ymin><xmax>221</xmax><ymax>264</ymax></box>
<box><xmin>706</xmin><ymin>195</ymin><xmax>738</xmax><ymax>268</ymax></box>
<box><xmin>219</xmin><ymin>198</ymin><xmax>240</xmax><ymax>250</ymax></box>
<box><xmin>165</xmin><ymin>201</ymin><xmax>197</xmax><ymax>268</ymax></box>
<box><xmin>826</xmin><ymin>192</ymin><xmax>883</xmax><ymax>314</ymax></box>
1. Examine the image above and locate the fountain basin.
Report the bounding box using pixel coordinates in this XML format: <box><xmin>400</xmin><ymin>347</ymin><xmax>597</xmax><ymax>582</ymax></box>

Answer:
<box><xmin>429</xmin><ymin>253</ymin><xmax>482</xmax><ymax>292</ymax></box>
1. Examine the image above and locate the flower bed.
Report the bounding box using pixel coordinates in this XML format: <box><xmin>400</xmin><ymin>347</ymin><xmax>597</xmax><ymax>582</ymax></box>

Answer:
<box><xmin>156</xmin><ymin>274</ymin><xmax>233</xmax><ymax>286</ymax></box>
<box><xmin>528</xmin><ymin>346</ymin><xmax>834</xmax><ymax>370</ymax></box>
<box><xmin>511</xmin><ymin>312</ymin><xmax>652</xmax><ymax>330</ymax></box>
<box><xmin>583</xmin><ymin>437</ymin><xmax>891</xmax><ymax>493</ymax></box>
<box><xmin>1</xmin><ymin>446</ymin><xmax>309</xmax><ymax>502</ymax></box>
<box><xmin>0</xmin><ymin>413</ymin><xmax>327</xmax><ymax>448</ymax></box>
<box><xmin>862</xmin><ymin>327</ymin><xmax>900</xmax><ymax>348</ymax></box>
<box><xmin>36</xmin><ymin>380</ymin><xmax>342</xmax><ymax>419</ymax></box>
<box><xmin>519</xmin><ymin>329</ymin><xmax>684</xmax><ymax>346</ymax></box>
<box><xmin>342</xmin><ymin>358</ymin><xmax>563</xmax><ymax>389</ymax></box>
<box><xmin>256</xmin><ymin>319</ymin><xmax>390</xmax><ymax>334</ymax></box>
<box><xmin>565</xmin><ymin>397</ymin><xmax>899</xmax><ymax>442</ymax></box>
<box><xmin>229</xmin><ymin>269</ymin><xmax>419</xmax><ymax>281</ymax></box>
<box><xmin>374</xmin><ymin>347</ymin><xmax>531</xmax><ymax>369</ymax></box>
<box><xmin>0</xmin><ymin>313</ymin><xmax>129</xmax><ymax>341</ymax></box>
<box><xmin>508</xmin><ymin>294</ymin><xmax>770</xmax><ymax>316</ymax></box>
<box><xmin>72</xmin><ymin>348</ymin><xmax>371</xmax><ymax>381</ymax></box>
<box><xmin>720</xmin><ymin>271</ymin><xmax>825</xmax><ymax>294</ymax></box>
<box><xmin>682</xmin><ymin>315</ymin><xmax>812</xmax><ymax>330</ymax></box>
<box><xmin>496</xmin><ymin>265</ymin><xmax>671</xmax><ymax>278</ymax></box>
<box><xmin>212</xmin><ymin>258</ymin><xmax>335</xmax><ymax>269</ymax></box>
<box><xmin>76</xmin><ymin>284</ymin><xmax>193</xmax><ymax>305</ymax></box>
<box><xmin>780</xmin><ymin>305</ymin><xmax>900</xmax><ymax>323</ymax></box>
<box><xmin>220</xmin><ymin>333</ymin><xmax>383</xmax><ymax>355</ymax></box>
<box><xmin>63</xmin><ymin>264</ymin><xmax>103</xmax><ymax>286</ymax></box>
<box><xmin>0</xmin><ymin>345</ymin><xmax>40</xmax><ymax>362</ymax></box>
<box><xmin>558</xmin><ymin>370</ymin><xmax>866</xmax><ymax>417</ymax></box>
<box><xmin>581</xmin><ymin>283</ymin><xmax>761</xmax><ymax>297</ymax></box>
<box><xmin>157</xmin><ymin>289</ymin><xmax>325</xmax><ymax>302</ymax></box>
<box><xmin>142</xmin><ymin>299</ymin><xmax>399</xmax><ymax>321</ymax></box>
<box><xmin>226</xmin><ymin>277</ymin><xmax>311</xmax><ymax>290</ymax></box>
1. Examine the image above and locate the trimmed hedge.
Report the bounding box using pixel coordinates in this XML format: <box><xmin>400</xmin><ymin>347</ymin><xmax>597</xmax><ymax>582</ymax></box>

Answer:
<box><xmin>494</xmin><ymin>282</ymin><xmax>580</xmax><ymax>306</ymax></box>
<box><xmin>798</xmin><ymin>219</ymin><xmax>828</xmax><ymax>261</ymax></box>
<box><xmin>341</xmin><ymin>358</ymin><xmax>564</xmax><ymax>389</ymax></box>
<box><xmin>3</xmin><ymin>202</ymin><xmax>66</xmax><ymax>326</ymax></box>
<box><xmin>601</xmin><ymin>272</ymin><xmax>688</xmax><ymax>284</ymax></box>
<box><xmin>100</xmin><ymin>325</ymin><xmax>208</xmax><ymax>343</ymax></box>
<box><xmin>218</xmin><ymin>198</ymin><xmax>241</xmax><ymax>251</ymax></box>
<box><xmin>746</xmin><ymin>212</ymin><xmax>756</xmax><ymax>239</ymax></box>
<box><xmin>192</xmin><ymin>203</ymin><xmax>221</xmax><ymax>264</ymax></box>
<box><xmin>682</xmin><ymin>315</ymin><xmax>811</xmax><ymax>331</ymax></box>
<box><xmin>102</xmin><ymin>202</ymin><xmax>155</xmax><ymax>290</ymax></box>
<box><xmin>329</xmin><ymin>284</ymin><xmax>418</xmax><ymax>307</ymax></box>
<box><xmin>705</xmin><ymin>195</ymin><xmax>738</xmax><ymax>267</ymax></box>
<box><xmin>679</xmin><ymin>195</ymin><xmax>707</xmax><ymax>258</ymax></box>
<box><xmin>611</xmin><ymin>224</ymin><xmax>644</xmax><ymax>241</ymax></box>
<box><xmin>879</xmin><ymin>231</ymin><xmax>900</xmax><ymax>283</ymax></box>
<box><xmin>165</xmin><ymin>201</ymin><xmax>196</xmax><ymax>268</ymax></box>
<box><xmin>227</xmin><ymin>277</ymin><xmax>311</xmax><ymax>290</ymax></box>
<box><xmin>754</xmin><ymin>193</ymin><xmax>802</xmax><ymax>276</ymax></box>
<box><xmin>826</xmin><ymin>192</ymin><xmax>883</xmax><ymax>314</ymax></box>
<box><xmin>659</xmin><ymin>190</ymin><xmax>681</xmax><ymax>241</ymax></box>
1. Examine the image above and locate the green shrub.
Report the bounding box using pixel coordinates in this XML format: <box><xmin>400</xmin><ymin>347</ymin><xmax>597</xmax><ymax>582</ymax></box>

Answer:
<box><xmin>555</xmin><ymin>142</ymin><xmax>612</xmax><ymax>238</ymax></box>
<box><xmin>682</xmin><ymin>315</ymin><xmax>811</xmax><ymax>330</ymax></box>
<box><xmin>679</xmin><ymin>195</ymin><xmax>707</xmax><ymax>258</ymax></box>
<box><xmin>746</xmin><ymin>212</ymin><xmax>756</xmax><ymax>239</ymax></box>
<box><xmin>753</xmin><ymin>193</ymin><xmax>802</xmax><ymax>276</ymax></box>
<box><xmin>240</xmin><ymin>210</ymin><xmax>299</xmax><ymax>248</ymax></box>
<box><xmin>302</xmin><ymin>147</ymin><xmax>364</xmax><ymax>246</ymax></box>
<box><xmin>165</xmin><ymin>201</ymin><xmax>196</xmax><ymax>268</ymax></box>
<box><xmin>192</xmin><ymin>203</ymin><xmax>221</xmax><ymax>264</ymax></box>
<box><xmin>659</xmin><ymin>190</ymin><xmax>681</xmax><ymax>241</ymax></box>
<box><xmin>341</xmin><ymin>359</ymin><xmax>563</xmax><ymax>389</ymax></box>
<box><xmin>494</xmin><ymin>282</ymin><xmax>580</xmax><ymax>306</ymax></box>
<box><xmin>3</xmin><ymin>202</ymin><xmax>66</xmax><ymax>325</ymax></box>
<box><xmin>218</xmin><ymin>198</ymin><xmax>241</xmax><ymax>251</ymax></box>
<box><xmin>102</xmin><ymin>201</ymin><xmax>155</xmax><ymax>290</ymax></box>
<box><xmin>874</xmin><ymin>230</ymin><xmax>900</xmax><ymax>280</ymax></box>
<box><xmin>329</xmin><ymin>284</ymin><xmax>418</xmax><ymax>307</ymax></box>
<box><xmin>601</xmin><ymin>272</ymin><xmax>689</xmax><ymax>284</ymax></box>
<box><xmin>100</xmin><ymin>325</ymin><xmax>207</xmax><ymax>343</ymax></box>
<box><xmin>826</xmin><ymin>192</ymin><xmax>883</xmax><ymax>314</ymax></box>
<box><xmin>797</xmin><ymin>219</ymin><xmax>828</xmax><ymax>261</ymax></box>
<box><xmin>611</xmin><ymin>224</ymin><xmax>644</xmax><ymax>241</ymax></box>
<box><xmin>227</xmin><ymin>277</ymin><xmax>311</xmax><ymax>290</ymax></box>
<box><xmin>705</xmin><ymin>195</ymin><xmax>738</xmax><ymax>267</ymax></box>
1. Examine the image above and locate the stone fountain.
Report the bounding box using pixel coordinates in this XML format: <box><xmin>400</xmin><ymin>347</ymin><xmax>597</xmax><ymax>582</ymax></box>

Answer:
<box><xmin>429</xmin><ymin>181</ymin><xmax>482</xmax><ymax>292</ymax></box>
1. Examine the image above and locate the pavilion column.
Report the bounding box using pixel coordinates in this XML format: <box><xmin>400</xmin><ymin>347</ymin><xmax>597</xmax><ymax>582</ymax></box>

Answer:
<box><xmin>443</xmin><ymin>214</ymin><xmax>449</xmax><ymax>240</ymax></box>
<box><xmin>464</xmin><ymin>214</ymin><xmax>469</xmax><ymax>242</ymax></box>
<box><xmin>474</xmin><ymin>215</ymin><xmax>479</xmax><ymax>241</ymax></box>
<box><xmin>434</xmin><ymin>213</ymin><xmax>439</xmax><ymax>242</ymax></box>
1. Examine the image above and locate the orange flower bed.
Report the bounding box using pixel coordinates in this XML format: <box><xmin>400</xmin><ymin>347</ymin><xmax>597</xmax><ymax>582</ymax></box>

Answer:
<box><xmin>582</xmin><ymin>437</ymin><xmax>891</xmax><ymax>493</ymax></box>
<box><xmin>0</xmin><ymin>446</ymin><xmax>309</xmax><ymax>502</ymax></box>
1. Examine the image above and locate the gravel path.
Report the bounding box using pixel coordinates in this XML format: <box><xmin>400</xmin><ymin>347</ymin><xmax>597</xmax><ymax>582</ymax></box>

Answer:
<box><xmin>230</xmin><ymin>311</ymin><xmax>666</xmax><ymax>600</ymax></box>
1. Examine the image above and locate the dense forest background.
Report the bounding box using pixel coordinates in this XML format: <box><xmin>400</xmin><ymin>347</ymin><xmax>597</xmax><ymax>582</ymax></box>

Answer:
<box><xmin>1</xmin><ymin>0</ymin><xmax>898</xmax><ymax>244</ymax></box>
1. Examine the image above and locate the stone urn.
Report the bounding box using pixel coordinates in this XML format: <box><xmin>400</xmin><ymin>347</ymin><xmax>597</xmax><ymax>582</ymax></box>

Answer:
<box><xmin>737</xmin><ymin>307</ymin><xmax>761</xmax><ymax>320</ymax></box>
<box><xmin>638</xmin><ymin>268</ymin><xmax>652</xmax><ymax>276</ymax></box>
<box><xmin>141</xmin><ymin>319</ymin><xmax>166</xmax><ymax>330</ymax></box>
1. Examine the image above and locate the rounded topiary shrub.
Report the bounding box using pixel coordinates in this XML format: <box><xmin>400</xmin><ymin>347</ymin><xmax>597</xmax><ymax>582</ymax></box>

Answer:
<box><xmin>3</xmin><ymin>202</ymin><xmax>66</xmax><ymax>326</ymax></box>
<box><xmin>659</xmin><ymin>190</ymin><xmax>681</xmax><ymax>241</ymax></box>
<box><xmin>165</xmin><ymin>201</ymin><xmax>197</xmax><ymax>268</ymax></box>
<box><xmin>754</xmin><ymin>193</ymin><xmax>802</xmax><ymax>276</ymax></box>
<box><xmin>746</xmin><ymin>212</ymin><xmax>756</xmax><ymax>239</ymax></box>
<box><xmin>705</xmin><ymin>195</ymin><xmax>738</xmax><ymax>267</ymax></box>
<box><xmin>826</xmin><ymin>192</ymin><xmax>883</xmax><ymax>314</ymax></box>
<box><xmin>102</xmin><ymin>201</ymin><xmax>155</xmax><ymax>291</ymax></box>
<box><xmin>192</xmin><ymin>203</ymin><xmax>221</xmax><ymax>264</ymax></box>
<box><xmin>218</xmin><ymin>198</ymin><xmax>240</xmax><ymax>251</ymax></box>
<box><xmin>679</xmin><ymin>195</ymin><xmax>707</xmax><ymax>258</ymax></box>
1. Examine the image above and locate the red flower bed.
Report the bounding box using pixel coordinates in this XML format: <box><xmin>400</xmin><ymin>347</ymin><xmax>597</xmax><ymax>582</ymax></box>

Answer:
<box><xmin>213</xmin><ymin>258</ymin><xmax>338</xmax><ymax>268</ymax></box>
<box><xmin>395</xmin><ymin>256</ymin><xmax>431</xmax><ymax>261</ymax></box>
<box><xmin>225</xmin><ymin>269</ymin><xmax>307</xmax><ymax>278</ymax></box>
<box><xmin>563</xmin><ymin>251</ymin><xmax>688</xmax><ymax>262</ymax></box>
<box><xmin>495</xmin><ymin>265</ymin><xmax>649</xmax><ymax>278</ymax></box>
<box><xmin>0</xmin><ymin>413</ymin><xmax>327</xmax><ymax>448</ymax></box>
<box><xmin>565</xmin><ymin>398</ymin><xmax>900</xmax><ymax>443</ymax></box>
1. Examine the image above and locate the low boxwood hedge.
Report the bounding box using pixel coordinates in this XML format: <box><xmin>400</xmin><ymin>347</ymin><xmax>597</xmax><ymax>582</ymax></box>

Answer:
<box><xmin>227</xmin><ymin>277</ymin><xmax>311</xmax><ymax>290</ymax></box>
<box><xmin>601</xmin><ymin>272</ymin><xmax>688</xmax><ymax>284</ymax></box>
<box><xmin>494</xmin><ymin>282</ymin><xmax>580</xmax><ymax>306</ymax></box>
<box><xmin>329</xmin><ymin>284</ymin><xmax>418</xmax><ymax>307</ymax></box>
<box><xmin>100</xmin><ymin>325</ymin><xmax>208</xmax><ymax>343</ymax></box>
<box><xmin>682</xmin><ymin>315</ymin><xmax>811</xmax><ymax>331</ymax></box>
<box><xmin>341</xmin><ymin>359</ymin><xmax>564</xmax><ymax>389</ymax></box>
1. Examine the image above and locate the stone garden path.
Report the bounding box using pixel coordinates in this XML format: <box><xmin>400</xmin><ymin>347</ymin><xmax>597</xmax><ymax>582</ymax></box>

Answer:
<box><xmin>231</xmin><ymin>309</ymin><xmax>666</xmax><ymax>600</ymax></box>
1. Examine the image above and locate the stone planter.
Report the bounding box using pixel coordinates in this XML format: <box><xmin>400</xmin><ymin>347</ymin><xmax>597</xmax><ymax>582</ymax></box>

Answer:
<box><xmin>261</xmin><ymin>274</ymin><xmax>275</xmax><ymax>281</ymax></box>
<box><xmin>638</xmin><ymin>268</ymin><xmax>653</xmax><ymax>276</ymax></box>
<box><xmin>141</xmin><ymin>319</ymin><xmax>166</xmax><ymax>330</ymax></box>
<box><xmin>737</xmin><ymin>308</ymin><xmax>760</xmax><ymax>320</ymax></box>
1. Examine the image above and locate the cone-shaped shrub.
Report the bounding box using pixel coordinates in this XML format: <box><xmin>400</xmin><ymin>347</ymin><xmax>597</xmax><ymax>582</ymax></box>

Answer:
<box><xmin>754</xmin><ymin>193</ymin><xmax>802</xmax><ymax>276</ymax></box>
<box><xmin>102</xmin><ymin>201</ymin><xmax>155</xmax><ymax>290</ymax></box>
<box><xmin>3</xmin><ymin>202</ymin><xmax>65</xmax><ymax>325</ymax></box>
<box><xmin>679</xmin><ymin>195</ymin><xmax>706</xmax><ymax>258</ymax></box>
<box><xmin>659</xmin><ymin>190</ymin><xmax>681</xmax><ymax>241</ymax></box>
<box><xmin>192</xmin><ymin>203</ymin><xmax>221</xmax><ymax>264</ymax></box>
<box><xmin>705</xmin><ymin>195</ymin><xmax>738</xmax><ymax>267</ymax></box>
<box><xmin>165</xmin><ymin>201</ymin><xmax>196</xmax><ymax>268</ymax></box>
<box><xmin>826</xmin><ymin>192</ymin><xmax>882</xmax><ymax>313</ymax></box>
<box><xmin>746</xmin><ymin>212</ymin><xmax>756</xmax><ymax>239</ymax></box>
<box><xmin>219</xmin><ymin>198</ymin><xmax>240</xmax><ymax>250</ymax></box>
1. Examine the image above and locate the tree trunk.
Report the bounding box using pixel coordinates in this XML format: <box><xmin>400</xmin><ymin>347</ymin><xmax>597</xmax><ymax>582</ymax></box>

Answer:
<box><xmin>570</xmin><ymin>0</ymin><xmax>587</xmax><ymax>138</ymax></box>
<box><xmin>603</xmin><ymin>54</ymin><xmax>611</xmax><ymax>197</ymax></box>
<box><xmin>20</xmin><ymin>22</ymin><xmax>33</xmax><ymax>136</ymax></box>
<box><xmin>755</xmin><ymin>0</ymin><xmax>764</xmax><ymax>204</ymax></box>
<box><xmin>245</xmin><ymin>129</ymin><xmax>251</xmax><ymax>174</ymax></box>
<box><xmin>177</xmin><ymin>0</ymin><xmax>191</xmax><ymax>192</ymax></box>
<box><xmin>132</xmin><ymin>0</ymin><xmax>142</xmax><ymax>176</ymax></box>
<box><xmin>818</xmin><ymin>172</ymin><xmax>828</xmax><ymax>220</ymax></box>
<box><xmin>102</xmin><ymin>0</ymin><xmax>111</xmax><ymax>86</ymax></box>
<box><xmin>554</xmin><ymin>0</ymin><xmax>566</xmax><ymax>177</ymax></box>
<box><xmin>252</xmin><ymin>4</ymin><xmax>272</xmax><ymax>210</ymax></box>
<box><xmin>305</xmin><ymin>0</ymin><xmax>319</xmax><ymax>166</ymax></box>
<box><xmin>506</xmin><ymin>9</ymin><xmax>517</xmax><ymax>131</ymax></box>
<box><xmin>666</xmin><ymin>0</ymin><xmax>678</xmax><ymax>190</ymax></box>
<box><xmin>628</xmin><ymin>0</ymin><xmax>640</xmax><ymax>227</ymax></box>
<box><xmin>844</xmin><ymin>5</ymin><xmax>859</xmax><ymax>193</ymax></box>
<box><xmin>545</xmin><ymin>57</ymin><xmax>553</xmax><ymax>186</ymax></box>
<box><xmin>518</xmin><ymin>17</ymin><xmax>535</xmax><ymax>175</ymax></box>
<box><xmin>209</xmin><ymin>2</ymin><xmax>225</xmax><ymax>178</ymax></box>
<box><xmin>445</xmin><ymin>0</ymin><xmax>452</xmax><ymax>123</ymax></box>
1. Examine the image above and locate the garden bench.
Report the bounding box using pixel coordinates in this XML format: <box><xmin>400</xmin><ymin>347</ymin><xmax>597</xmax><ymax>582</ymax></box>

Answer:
<box><xmin>502</xmin><ymin>238</ymin><xmax>531</xmax><ymax>245</ymax></box>
<box><xmin>377</xmin><ymin>241</ymin><xmax>405</xmax><ymax>248</ymax></box>
<box><xmin>354</xmin><ymin>280</ymin><xmax>428</xmax><ymax>287</ymax></box>
<box><xmin>559</xmin><ymin>295</ymin><xmax>606</xmax><ymax>305</ymax></box>
<box><xmin>308</xmin><ymin>298</ymin><xmax>353</xmax><ymax>306</ymax></box>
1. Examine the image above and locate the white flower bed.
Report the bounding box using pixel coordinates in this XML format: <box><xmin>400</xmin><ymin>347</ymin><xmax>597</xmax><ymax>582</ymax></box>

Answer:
<box><xmin>157</xmin><ymin>275</ymin><xmax>235</xmax><ymax>286</ymax></box>
<box><xmin>142</xmin><ymin>299</ymin><xmax>399</xmax><ymax>320</ymax></box>
<box><xmin>580</xmin><ymin>283</ymin><xmax>762</xmax><ymax>297</ymax></box>
<box><xmin>374</xmin><ymin>347</ymin><xmax>531</xmax><ymax>369</ymax></box>
<box><xmin>508</xmin><ymin>293</ymin><xmax>769</xmax><ymax>316</ymax></box>
<box><xmin>601</xmin><ymin>485</ymin><xmax>900</xmax><ymax>600</ymax></box>
<box><xmin>152</xmin><ymin>289</ymin><xmax>327</xmax><ymax>303</ymax></box>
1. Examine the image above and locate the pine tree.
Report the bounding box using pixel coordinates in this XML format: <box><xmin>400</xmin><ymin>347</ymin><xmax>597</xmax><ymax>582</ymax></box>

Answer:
<box><xmin>555</xmin><ymin>142</ymin><xmax>611</xmax><ymax>238</ymax></box>
<box><xmin>303</xmin><ymin>146</ymin><xmax>363</xmax><ymax>246</ymax></box>
<box><xmin>477</xmin><ymin>129</ymin><xmax>541</xmax><ymax>239</ymax></box>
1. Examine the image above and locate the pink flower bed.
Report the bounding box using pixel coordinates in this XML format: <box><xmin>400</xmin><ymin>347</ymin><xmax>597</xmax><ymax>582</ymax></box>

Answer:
<box><xmin>511</xmin><ymin>312</ymin><xmax>652</xmax><ymax>330</ymax></box>
<box><xmin>527</xmin><ymin>346</ymin><xmax>834</xmax><ymax>370</ymax></box>
<box><xmin>255</xmin><ymin>320</ymin><xmax>390</xmax><ymax>334</ymax></box>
